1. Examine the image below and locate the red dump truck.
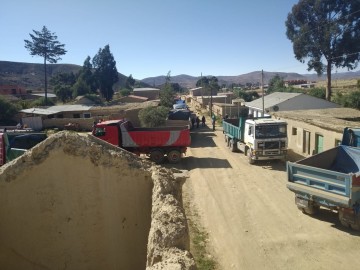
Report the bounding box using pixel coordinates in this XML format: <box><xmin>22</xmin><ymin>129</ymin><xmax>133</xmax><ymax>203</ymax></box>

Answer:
<box><xmin>92</xmin><ymin>119</ymin><xmax>191</xmax><ymax>164</ymax></box>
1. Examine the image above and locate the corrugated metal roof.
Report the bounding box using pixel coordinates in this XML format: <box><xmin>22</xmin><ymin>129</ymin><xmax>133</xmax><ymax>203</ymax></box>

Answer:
<box><xmin>245</xmin><ymin>92</ymin><xmax>302</xmax><ymax>109</ymax></box>
<box><xmin>21</xmin><ymin>108</ymin><xmax>58</xmax><ymax>115</ymax></box>
<box><xmin>31</xmin><ymin>93</ymin><xmax>57</xmax><ymax>98</ymax></box>
<box><xmin>189</xmin><ymin>87</ymin><xmax>202</xmax><ymax>91</ymax></box>
<box><xmin>133</xmin><ymin>88</ymin><xmax>160</xmax><ymax>91</ymax></box>
<box><xmin>21</xmin><ymin>105</ymin><xmax>93</xmax><ymax>115</ymax></box>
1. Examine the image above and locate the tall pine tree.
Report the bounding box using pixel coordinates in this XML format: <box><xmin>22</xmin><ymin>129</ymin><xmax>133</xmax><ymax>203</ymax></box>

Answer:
<box><xmin>24</xmin><ymin>26</ymin><xmax>66</xmax><ymax>105</ymax></box>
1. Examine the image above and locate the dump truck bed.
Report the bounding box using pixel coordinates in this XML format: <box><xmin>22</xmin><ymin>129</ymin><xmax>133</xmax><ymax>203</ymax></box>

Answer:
<box><xmin>287</xmin><ymin>145</ymin><xmax>360</xmax><ymax>208</ymax></box>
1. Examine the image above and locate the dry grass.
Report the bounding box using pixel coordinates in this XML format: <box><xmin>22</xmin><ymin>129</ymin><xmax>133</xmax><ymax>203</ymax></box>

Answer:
<box><xmin>316</xmin><ymin>78</ymin><xmax>359</xmax><ymax>94</ymax></box>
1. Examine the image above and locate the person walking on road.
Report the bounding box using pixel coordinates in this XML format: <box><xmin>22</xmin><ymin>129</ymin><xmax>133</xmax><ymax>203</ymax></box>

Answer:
<box><xmin>201</xmin><ymin>115</ymin><xmax>206</xmax><ymax>127</ymax></box>
<box><xmin>196</xmin><ymin>116</ymin><xmax>200</xmax><ymax>128</ymax></box>
<box><xmin>212</xmin><ymin>115</ymin><xmax>216</xmax><ymax>131</ymax></box>
<box><xmin>191</xmin><ymin>116</ymin><xmax>195</xmax><ymax>129</ymax></box>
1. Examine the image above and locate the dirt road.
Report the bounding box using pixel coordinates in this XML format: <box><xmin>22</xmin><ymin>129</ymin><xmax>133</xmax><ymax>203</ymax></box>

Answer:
<box><xmin>177</xmin><ymin>125</ymin><xmax>360</xmax><ymax>270</ymax></box>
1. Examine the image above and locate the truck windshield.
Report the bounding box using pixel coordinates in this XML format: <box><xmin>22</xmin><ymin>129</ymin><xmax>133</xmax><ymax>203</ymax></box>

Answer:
<box><xmin>255</xmin><ymin>125</ymin><xmax>287</xmax><ymax>139</ymax></box>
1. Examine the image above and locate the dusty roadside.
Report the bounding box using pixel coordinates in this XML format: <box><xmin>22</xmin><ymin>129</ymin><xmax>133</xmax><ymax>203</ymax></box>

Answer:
<box><xmin>176</xmin><ymin>124</ymin><xmax>360</xmax><ymax>270</ymax></box>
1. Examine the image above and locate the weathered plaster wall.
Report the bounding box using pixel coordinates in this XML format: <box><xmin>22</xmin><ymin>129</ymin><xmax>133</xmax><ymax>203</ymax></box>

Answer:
<box><xmin>0</xmin><ymin>132</ymin><xmax>195</xmax><ymax>270</ymax></box>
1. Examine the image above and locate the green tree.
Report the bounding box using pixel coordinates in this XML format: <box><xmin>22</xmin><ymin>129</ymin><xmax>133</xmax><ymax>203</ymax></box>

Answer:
<box><xmin>92</xmin><ymin>45</ymin><xmax>119</xmax><ymax>101</ymax></box>
<box><xmin>195</xmin><ymin>76</ymin><xmax>219</xmax><ymax>96</ymax></box>
<box><xmin>50</xmin><ymin>72</ymin><xmax>76</xmax><ymax>102</ymax></box>
<box><xmin>0</xmin><ymin>96</ymin><xmax>19</xmax><ymax>124</ymax></box>
<box><xmin>357</xmin><ymin>79</ymin><xmax>360</xmax><ymax>89</ymax></box>
<box><xmin>234</xmin><ymin>89</ymin><xmax>259</xmax><ymax>102</ymax></box>
<box><xmin>125</xmin><ymin>74</ymin><xmax>135</xmax><ymax>89</ymax></box>
<box><xmin>72</xmin><ymin>77</ymin><xmax>92</xmax><ymax>97</ymax></box>
<box><xmin>267</xmin><ymin>75</ymin><xmax>286</xmax><ymax>93</ymax></box>
<box><xmin>119</xmin><ymin>88</ymin><xmax>131</xmax><ymax>97</ymax></box>
<box><xmin>30</xmin><ymin>97</ymin><xmax>55</xmax><ymax>107</ymax></box>
<box><xmin>338</xmin><ymin>90</ymin><xmax>360</xmax><ymax>109</ymax></box>
<box><xmin>286</xmin><ymin>0</ymin><xmax>360</xmax><ymax>101</ymax></box>
<box><xmin>307</xmin><ymin>87</ymin><xmax>326</xmax><ymax>99</ymax></box>
<box><xmin>159</xmin><ymin>71</ymin><xmax>174</xmax><ymax>108</ymax></box>
<box><xmin>138</xmin><ymin>106</ymin><xmax>169</xmax><ymax>127</ymax></box>
<box><xmin>78</xmin><ymin>56</ymin><xmax>98</xmax><ymax>93</ymax></box>
<box><xmin>24</xmin><ymin>26</ymin><xmax>66</xmax><ymax>105</ymax></box>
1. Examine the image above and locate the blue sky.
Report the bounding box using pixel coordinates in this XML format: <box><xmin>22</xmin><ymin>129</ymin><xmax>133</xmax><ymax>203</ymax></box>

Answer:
<box><xmin>1</xmin><ymin>0</ymin><xmax>358</xmax><ymax>80</ymax></box>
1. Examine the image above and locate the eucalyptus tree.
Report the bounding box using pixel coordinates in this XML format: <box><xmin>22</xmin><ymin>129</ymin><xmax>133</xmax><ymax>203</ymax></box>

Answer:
<box><xmin>286</xmin><ymin>0</ymin><xmax>360</xmax><ymax>100</ymax></box>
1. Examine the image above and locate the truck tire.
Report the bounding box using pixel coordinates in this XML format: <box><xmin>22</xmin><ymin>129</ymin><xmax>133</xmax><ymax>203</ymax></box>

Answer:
<box><xmin>339</xmin><ymin>209</ymin><xmax>360</xmax><ymax>230</ymax></box>
<box><xmin>338</xmin><ymin>209</ymin><xmax>350</xmax><ymax>228</ymax></box>
<box><xmin>167</xmin><ymin>149</ymin><xmax>182</xmax><ymax>164</ymax></box>
<box><xmin>230</xmin><ymin>140</ymin><xmax>237</xmax><ymax>152</ymax></box>
<box><xmin>298</xmin><ymin>204</ymin><xmax>319</xmax><ymax>215</ymax></box>
<box><xmin>246</xmin><ymin>149</ymin><xmax>255</xmax><ymax>164</ymax></box>
<box><xmin>351</xmin><ymin>222</ymin><xmax>360</xmax><ymax>231</ymax></box>
<box><xmin>150</xmin><ymin>149</ymin><xmax>165</xmax><ymax>164</ymax></box>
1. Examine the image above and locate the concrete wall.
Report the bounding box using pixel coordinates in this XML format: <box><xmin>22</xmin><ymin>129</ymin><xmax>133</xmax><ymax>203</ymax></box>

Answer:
<box><xmin>0</xmin><ymin>133</ymin><xmax>153</xmax><ymax>269</ymax></box>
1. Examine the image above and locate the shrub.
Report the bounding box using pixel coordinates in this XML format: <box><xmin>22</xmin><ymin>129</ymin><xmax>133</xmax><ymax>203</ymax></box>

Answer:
<box><xmin>138</xmin><ymin>106</ymin><xmax>169</xmax><ymax>127</ymax></box>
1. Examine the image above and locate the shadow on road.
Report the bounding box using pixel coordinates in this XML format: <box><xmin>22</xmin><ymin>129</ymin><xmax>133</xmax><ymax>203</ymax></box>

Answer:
<box><xmin>163</xmin><ymin>156</ymin><xmax>232</xmax><ymax>171</ymax></box>
<box><xmin>301</xmin><ymin>208</ymin><xmax>360</xmax><ymax>236</ymax></box>
<box><xmin>189</xmin><ymin>130</ymin><xmax>217</xmax><ymax>148</ymax></box>
<box><xmin>252</xmin><ymin>160</ymin><xmax>287</xmax><ymax>172</ymax></box>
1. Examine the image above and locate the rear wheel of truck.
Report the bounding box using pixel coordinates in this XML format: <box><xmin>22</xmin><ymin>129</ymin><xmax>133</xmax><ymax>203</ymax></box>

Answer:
<box><xmin>339</xmin><ymin>209</ymin><xmax>360</xmax><ymax>230</ymax></box>
<box><xmin>167</xmin><ymin>149</ymin><xmax>182</xmax><ymax>164</ymax></box>
<box><xmin>298</xmin><ymin>204</ymin><xmax>319</xmax><ymax>215</ymax></box>
<box><xmin>150</xmin><ymin>149</ymin><xmax>165</xmax><ymax>164</ymax></box>
<box><xmin>230</xmin><ymin>140</ymin><xmax>237</xmax><ymax>152</ymax></box>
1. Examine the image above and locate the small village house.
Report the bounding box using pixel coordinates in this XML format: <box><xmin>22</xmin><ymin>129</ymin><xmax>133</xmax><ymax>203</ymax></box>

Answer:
<box><xmin>272</xmin><ymin>107</ymin><xmax>360</xmax><ymax>159</ymax></box>
<box><xmin>245</xmin><ymin>92</ymin><xmax>340</xmax><ymax>117</ymax></box>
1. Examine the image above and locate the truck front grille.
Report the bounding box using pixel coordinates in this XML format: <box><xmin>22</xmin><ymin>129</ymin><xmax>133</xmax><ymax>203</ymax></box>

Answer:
<box><xmin>264</xmin><ymin>141</ymin><xmax>280</xmax><ymax>149</ymax></box>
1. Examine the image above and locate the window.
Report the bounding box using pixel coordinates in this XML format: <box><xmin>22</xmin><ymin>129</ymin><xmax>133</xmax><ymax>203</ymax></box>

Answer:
<box><xmin>292</xmin><ymin>127</ymin><xmax>297</xmax><ymax>135</ymax></box>
<box><xmin>57</xmin><ymin>114</ymin><xmax>63</xmax><ymax>118</ymax></box>
<box><xmin>335</xmin><ymin>139</ymin><xmax>341</xmax><ymax>146</ymax></box>
<box><xmin>83</xmin><ymin>113</ymin><xmax>91</xmax><ymax>118</ymax></box>
<box><xmin>255</xmin><ymin>124</ymin><xmax>287</xmax><ymax>139</ymax></box>
<box><xmin>73</xmin><ymin>114</ymin><xmax>80</xmax><ymax>118</ymax></box>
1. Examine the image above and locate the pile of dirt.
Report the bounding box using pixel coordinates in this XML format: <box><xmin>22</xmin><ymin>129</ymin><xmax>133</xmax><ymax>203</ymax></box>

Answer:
<box><xmin>0</xmin><ymin>131</ymin><xmax>195</xmax><ymax>270</ymax></box>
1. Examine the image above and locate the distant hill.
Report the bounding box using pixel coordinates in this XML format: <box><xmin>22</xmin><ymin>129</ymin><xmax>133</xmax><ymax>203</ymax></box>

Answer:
<box><xmin>0</xmin><ymin>61</ymin><xmax>359</xmax><ymax>90</ymax></box>
<box><xmin>0</xmin><ymin>61</ymin><xmax>133</xmax><ymax>91</ymax></box>
<box><xmin>142</xmin><ymin>70</ymin><xmax>360</xmax><ymax>88</ymax></box>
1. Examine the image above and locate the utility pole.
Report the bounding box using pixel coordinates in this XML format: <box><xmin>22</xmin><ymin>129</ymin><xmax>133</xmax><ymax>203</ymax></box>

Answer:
<box><xmin>261</xmin><ymin>69</ymin><xmax>264</xmax><ymax>117</ymax></box>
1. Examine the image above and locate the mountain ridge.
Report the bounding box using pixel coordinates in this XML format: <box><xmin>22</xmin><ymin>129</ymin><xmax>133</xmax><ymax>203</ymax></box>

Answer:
<box><xmin>0</xmin><ymin>60</ymin><xmax>359</xmax><ymax>90</ymax></box>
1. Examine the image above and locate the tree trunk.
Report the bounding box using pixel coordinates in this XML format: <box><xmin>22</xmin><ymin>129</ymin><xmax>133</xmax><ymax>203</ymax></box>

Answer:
<box><xmin>326</xmin><ymin>61</ymin><xmax>332</xmax><ymax>101</ymax></box>
<box><xmin>44</xmin><ymin>57</ymin><xmax>48</xmax><ymax>106</ymax></box>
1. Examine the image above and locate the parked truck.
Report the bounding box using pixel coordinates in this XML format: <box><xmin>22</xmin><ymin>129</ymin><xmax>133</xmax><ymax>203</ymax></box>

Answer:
<box><xmin>0</xmin><ymin>131</ymin><xmax>47</xmax><ymax>166</ymax></box>
<box><xmin>92</xmin><ymin>119</ymin><xmax>191</xmax><ymax>164</ymax></box>
<box><xmin>222</xmin><ymin>116</ymin><xmax>288</xmax><ymax>164</ymax></box>
<box><xmin>287</xmin><ymin>127</ymin><xmax>360</xmax><ymax>230</ymax></box>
